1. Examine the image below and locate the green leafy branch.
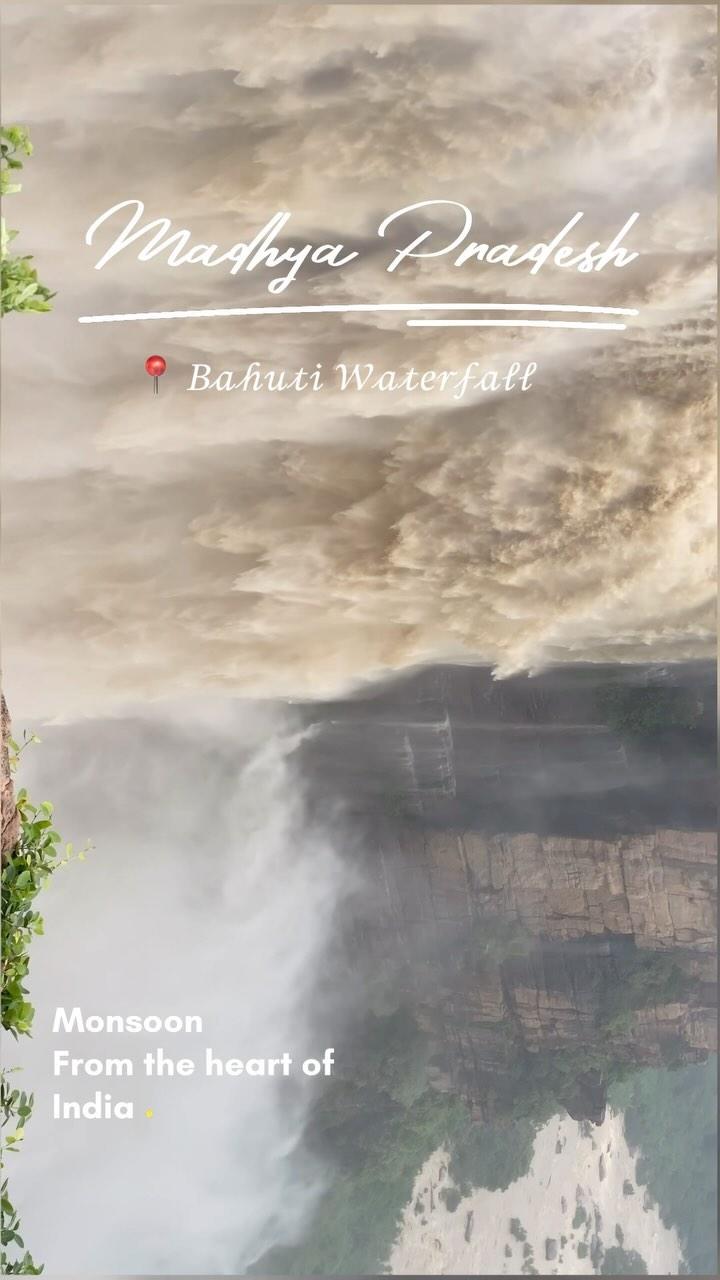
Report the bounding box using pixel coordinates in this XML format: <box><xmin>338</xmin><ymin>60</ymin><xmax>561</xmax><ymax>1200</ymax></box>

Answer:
<box><xmin>2</xmin><ymin>787</ymin><xmax>87</xmax><ymax>1038</ymax></box>
<box><xmin>1</xmin><ymin>127</ymin><xmax>59</xmax><ymax>1274</ymax></box>
<box><xmin>1</xmin><ymin>736</ymin><xmax>88</xmax><ymax>1274</ymax></box>
<box><xmin>1</xmin><ymin>126</ymin><xmax>54</xmax><ymax>316</ymax></box>
<box><xmin>1</xmin><ymin>1073</ymin><xmax>38</xmax><ymax>1275</ymax></box>
<box><xmin>1</xmin><ymin>1178</ymin><xmax>39</xmax><ymax>1275</ymax></box>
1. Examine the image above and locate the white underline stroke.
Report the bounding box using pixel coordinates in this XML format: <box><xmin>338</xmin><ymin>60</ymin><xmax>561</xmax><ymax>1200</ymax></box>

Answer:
<box><xmin>77</xmin><ymin>302</ymin><xmax>639</xmax><ymax>325</ymax></box>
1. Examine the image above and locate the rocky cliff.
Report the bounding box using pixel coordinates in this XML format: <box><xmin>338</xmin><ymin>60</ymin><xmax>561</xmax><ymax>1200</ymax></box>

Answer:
<box><xmin>373</xmin><ymin>826</ymin><xmax>716</xmax><ymax>960</ymax></box>
<box><xmin>363</xmin><ymin>822</ymin><xmax>717</xmax><ymax>1121</ymax></box>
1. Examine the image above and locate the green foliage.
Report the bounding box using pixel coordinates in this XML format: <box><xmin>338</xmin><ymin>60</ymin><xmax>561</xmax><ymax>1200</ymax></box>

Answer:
<box><xmin>250</xmin><ymin>1010</ymin><xmax>467</xmax><ymax>1275</ymax></box>
<box><xmin>1</xmin><ymin>731</ymin><xmax>81</xmax><ymax>1274</ymax></box>
<box><xmin>449</xmin><ymin>1118</ymin><xmax>535</xmax><ymax>1194</ymax></box>
<box><xmin>491</xmin><ymin>1039</ymin><xmax>632</xmax><ymax>1129</ymax></box>
<box><xmin>609</xmin><ymin>1061</ymin><xmax>717</xmax><ymax>1276</ymax></box>
<box><xmin>1</xmin><ymin>756</ymin><xmax>60</xmax><ymax>1272</ymax></box>
<box><xmin>477</xmin><ymin>948</ymin><xmax>696</xmax><ymax>1127</ymax></box>
<box><xmin>598</xmin><ymin>950</ymin><xmax>690</xmax><ymax>1035</ymax></box>
<box><xmin>251</xmin><ymin>966</ymin><xmax>707</xmax><ymax>1276</ymax></box>
<box><xmin>349</xmin><ymin>1008</ymin><xmax>433</xmax><ymax>1108</ymax></box>
<box><xmin>1</xmin><ymin>126</ymin><xmax>54</xmax><ymax>316</ymax></box>
<box><xmin>1</xmin><ymin>1179</ymin><xmax>41</xmax><ymax>1274</ymax></box>
<box><xmin>1</xmin><ymin>145</ymin><xmax>55</xmax><ymax>1269</ymax></box>
<box><xmin>2</xmin><ymin>783</ymin><xmax>83</xmax><ymax>1038</ymax></box>
<box><xmin>600</xmin><ymin>1245</ymin><xmax>648</xmax><ymax>1275</ymax></box>
<box><xmin>596</xmin><ymin>684</ymin><xmax>701</xmax><ymax>735</ymax></box>
<box><xmin>255</xmin><ymin>1087</ymin><xmax>465</xmax><ymax>1275</ymax></box>
<box><xmin>1</xmin><ymin>1076</ymin><xmax>41</xmax><ymax>1274</ymax></box>
<box><xmin>266</xmin><ymin>1006</ymin><xmax>637</xmax><ymax>1275</ymax></box>
<box><xmin>1</xmin><ymin>1074</ymin><xmax>34</xmax><ymax>1151</ymax></box>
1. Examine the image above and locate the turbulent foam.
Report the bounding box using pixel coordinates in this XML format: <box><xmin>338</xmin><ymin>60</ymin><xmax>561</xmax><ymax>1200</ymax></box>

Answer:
<box><xmin>1</xmin><ymin>3</ymin><xmax>716</xmax><ymax>718</ymax></box>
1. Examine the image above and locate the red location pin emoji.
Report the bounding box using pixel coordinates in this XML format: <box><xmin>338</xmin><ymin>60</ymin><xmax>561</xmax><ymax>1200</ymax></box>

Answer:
<box><xmin>145</xmin><ymin>354</ymin><xmax>167</xmax><ymax>396</ymax></box>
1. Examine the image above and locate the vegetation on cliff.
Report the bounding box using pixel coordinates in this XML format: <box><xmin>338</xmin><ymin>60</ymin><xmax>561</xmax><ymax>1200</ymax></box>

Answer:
<box><xmin>252</xmin><ymin>932</ymin><xmax>712</xmax><ymax>1276</ymax></box>
<box><xmin>251</xmin><ymin>1010</ymin><xmax>467</xmax><ymax>1275</ymax></box>
<box><xmin>597</xmin><ymin>947</ymin><xmax>691</xmax><ymax>1037</ymax></box>
<box><xmin>609</xmin><ymin>1061</ymin><xmax>717</xmax><ymax>1276</ymax></box>
<box><xmin>596</xmin><ymin>684</ymin><xmax>701</xmax><ymax>735</ymax></box>
<box><xmin>448</xmin><ymin>1118</ymin><xmax>537</xmax><ymax>1195</ymax></box>
<box><xmin>451</xmin><ymin>941</ymin><xmax>694</xmax><ymax>1126</ymax></box>
<box><xmin>252</xmin><ymin>1009</ymin><xmax>552</xmax><ymax>1276</ymax></box>
<box><xmin>600</xmin><ymin>1245</ymin><xmax>648</xmax><ymax>1274</ymax></box>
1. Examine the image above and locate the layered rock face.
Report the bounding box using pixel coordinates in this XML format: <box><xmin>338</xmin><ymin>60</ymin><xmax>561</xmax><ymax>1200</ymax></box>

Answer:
<box><xmin>306</xmin><ymin>663</ymin><xmax>717</xmax><ymax>1122</ymax></box>
<box><xmin>364</xmin><ymin>822</ymin><xmax>717</xmax><ymax>1118</ymax></box>
<box><xmin>374</xmin><ymin>826</ymin><xmax>716</xmax><ymax>960</ymax></box>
